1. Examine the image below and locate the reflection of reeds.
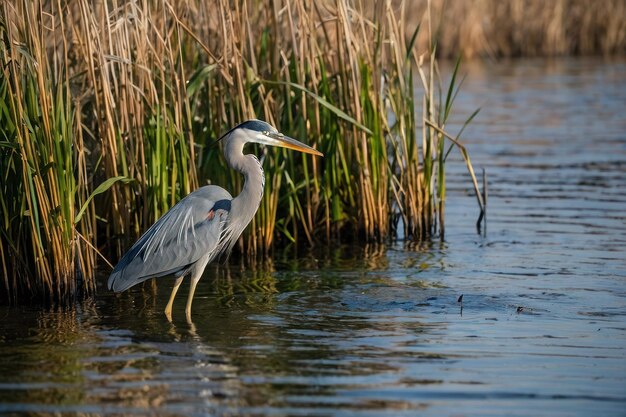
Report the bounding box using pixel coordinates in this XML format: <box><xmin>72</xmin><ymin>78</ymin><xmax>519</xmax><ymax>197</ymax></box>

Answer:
<box><xmin>0</xmin><ymin>0</ymin><xmax>480</xmax><ymax>303</ymax></box>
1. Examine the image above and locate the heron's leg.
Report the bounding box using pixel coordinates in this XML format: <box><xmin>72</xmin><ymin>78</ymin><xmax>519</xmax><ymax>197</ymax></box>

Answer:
<box><xmin>185</xmin><ymin>273</ymin><xmax>202</xmax><ymax>322</ymax></box>
<box><xmin>164</xmin><ymin>276</ymin><xmax>184</xmax><ymax>321</ymax></box>
<box><xmin>185</xmin><ymin>255</ymin><xmax>212</xmax><ymax>322</ymax></box>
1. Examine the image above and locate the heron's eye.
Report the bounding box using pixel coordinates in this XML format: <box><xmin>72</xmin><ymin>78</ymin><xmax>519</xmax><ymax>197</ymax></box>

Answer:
<box><xmin>262</xmin><ymin>130</ymin><xmax>269</xmax><ymax>136</ymax></box>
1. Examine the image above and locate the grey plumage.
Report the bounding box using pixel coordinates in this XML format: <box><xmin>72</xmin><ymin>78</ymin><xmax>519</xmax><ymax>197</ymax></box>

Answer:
<box><xmin>107</xmin><ymin>186</ymin><xmax>231</xmax><ymax>292</ymax></box>
<box><xmin>107</xmin><ymin>119</ymin><xmax>323</xmax><ymax>320</ymax></box>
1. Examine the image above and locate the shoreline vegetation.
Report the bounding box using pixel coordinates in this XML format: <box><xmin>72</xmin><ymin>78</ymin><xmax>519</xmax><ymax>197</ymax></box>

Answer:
<box><xmin>410</xmin><ymin>0</ymin><xmax>626</xmax><ymax>58</ymax></box>
<box><xmin>1</xmin><ymin>0</ymin><xmax>619</xmax><ymax>305</ymax></box>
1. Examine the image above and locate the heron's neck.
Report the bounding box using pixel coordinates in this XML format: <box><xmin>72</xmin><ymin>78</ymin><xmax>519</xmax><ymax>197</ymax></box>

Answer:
<box><xmin>228</xmin><ymin>152</ymin><xmax>265</xmax><ymax>226</ymax></box>
<box><xmin>240</xmin><ymin>154</ymin><xmax>265</xmax><ymax>207</ymax></box>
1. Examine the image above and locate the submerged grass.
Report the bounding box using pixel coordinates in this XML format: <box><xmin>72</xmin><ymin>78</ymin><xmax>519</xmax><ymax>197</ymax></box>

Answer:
<box><xmin>0</xmin><ymin>0</ymin><xmax>482</xmax><ymax>304</ymax></box>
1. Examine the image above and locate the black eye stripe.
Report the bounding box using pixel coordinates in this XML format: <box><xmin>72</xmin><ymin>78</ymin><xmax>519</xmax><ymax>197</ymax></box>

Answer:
<box><xmin>216</xmin><ymin>120</ymin><xmax>275</xmax><ymax>142</ymax></box>
<box><xmin>238</xmin><ymin>120</ymin><xmax>273</xmax><ymax>133</ymax></box>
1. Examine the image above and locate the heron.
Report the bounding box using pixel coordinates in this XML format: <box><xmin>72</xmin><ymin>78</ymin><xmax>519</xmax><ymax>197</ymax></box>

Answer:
<box><xmin>107</xmin><ymin>119</ymin><xmax>323</xmax><ymax>321</ymax></box>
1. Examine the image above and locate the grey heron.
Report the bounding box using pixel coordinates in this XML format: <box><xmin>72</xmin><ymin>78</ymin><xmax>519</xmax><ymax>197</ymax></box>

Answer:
<box><xmin>107</xmin><ymin>120</ymin><xmax>323</xmax><ymax>321</ymax></box>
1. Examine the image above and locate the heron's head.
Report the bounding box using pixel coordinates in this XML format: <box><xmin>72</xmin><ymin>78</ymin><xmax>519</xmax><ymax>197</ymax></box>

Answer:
<box><xmin>219</xmin><ymin>119</ymin><xmax>323</xmax><ymax>157</ymax></box>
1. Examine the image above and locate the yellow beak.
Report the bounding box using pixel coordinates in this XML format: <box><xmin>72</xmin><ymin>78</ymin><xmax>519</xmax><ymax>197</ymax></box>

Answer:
<box><xmin>266</xmin><ymin>132</ymin><xmax>323</xmax><ymax>157</ymax></box>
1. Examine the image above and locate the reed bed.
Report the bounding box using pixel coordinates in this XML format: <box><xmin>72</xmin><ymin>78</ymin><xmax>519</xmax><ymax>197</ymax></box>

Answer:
<box><xmin>406</xmin><ymin>0</ymin><xmax>626</xmax><ymax>58</ymax></box>
<box><xmin>0</xmin><ymin>0</ymin><xmax>481</xmax><ymax>304</ymax></box>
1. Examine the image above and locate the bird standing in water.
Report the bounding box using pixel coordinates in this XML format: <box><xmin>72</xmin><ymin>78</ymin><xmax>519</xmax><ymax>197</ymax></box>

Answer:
<box><xmin>108</xmin><ymin>120</ymin><xmax>323</xmax><ymax>321</ymax></box>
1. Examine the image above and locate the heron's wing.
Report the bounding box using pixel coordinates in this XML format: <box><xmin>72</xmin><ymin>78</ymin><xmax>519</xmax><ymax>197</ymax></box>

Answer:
<box><xmin>108</xmin><ymin>185</ymin><xmax>232</xmax><ymax>292</ymax></box>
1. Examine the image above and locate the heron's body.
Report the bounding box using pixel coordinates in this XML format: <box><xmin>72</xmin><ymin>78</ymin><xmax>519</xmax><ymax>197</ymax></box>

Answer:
<box><xmin>107</xmin><ymin>185</ymin><xmax>232</xmax><ymax>293</ymax></box>
<box><xmin>107</xmin><ymin>119</ymin><xmax>322</xmax><ymax>321</ymax></box>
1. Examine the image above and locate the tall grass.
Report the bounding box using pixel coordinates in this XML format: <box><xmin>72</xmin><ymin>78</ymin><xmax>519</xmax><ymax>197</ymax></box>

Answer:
<box><xmin>0</xmin><ymin>0</ymin><xmax>482</xmax><ymax>304</ymax></box>
<box><xmin>405</xmin><ymin>0</ymin><xmax>626</xmax><ymax>58</ymax></box>
<box><xmin>0</xmin><ymin>0</ymin><xmax>94</xmax><ymax>303</ymax></box>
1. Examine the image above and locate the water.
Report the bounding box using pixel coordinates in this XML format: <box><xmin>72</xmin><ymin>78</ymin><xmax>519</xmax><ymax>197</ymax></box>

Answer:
<box><xmin>1</xmin><ymin>57</ymin><xmax>625</xmax><ymax>416</ymax></box>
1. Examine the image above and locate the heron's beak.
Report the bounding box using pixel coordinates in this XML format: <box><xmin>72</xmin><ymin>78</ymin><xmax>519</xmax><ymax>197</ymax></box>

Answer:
<box><xmin>266</xmin><ymin>132</ymin><xmax>323</xmax><ymax>157</ymax></box>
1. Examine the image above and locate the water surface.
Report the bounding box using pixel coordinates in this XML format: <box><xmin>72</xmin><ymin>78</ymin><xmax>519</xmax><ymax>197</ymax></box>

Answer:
<box><xmin>1</xmin><ymin>57</ymin><xmax>625</xmax><ymax>416</ymax></box>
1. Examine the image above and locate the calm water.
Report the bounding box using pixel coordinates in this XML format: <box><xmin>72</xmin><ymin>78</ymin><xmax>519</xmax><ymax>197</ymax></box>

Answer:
<box><xmin>1</xmin><ymin>58</ymin><xmax>625</xmax><ymax>416</ymax></box>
